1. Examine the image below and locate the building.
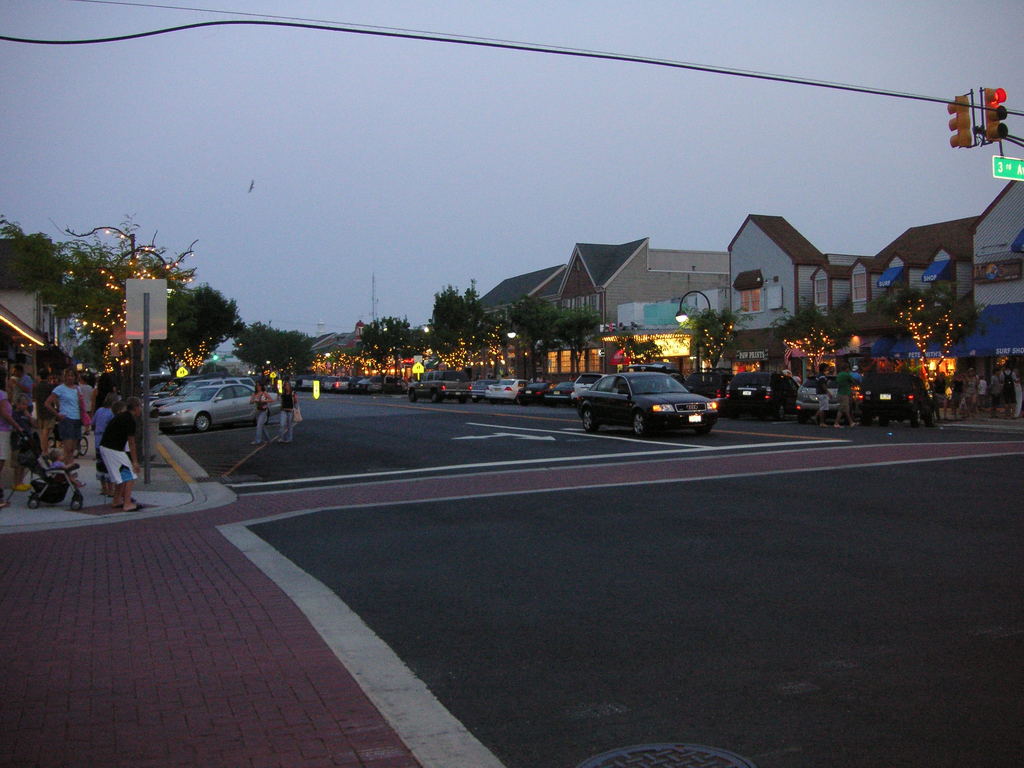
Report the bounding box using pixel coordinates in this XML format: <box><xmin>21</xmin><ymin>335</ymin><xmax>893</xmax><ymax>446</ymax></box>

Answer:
<box><xmin>956</xmin><ymin>181</ymin><xmax>1024</xmax><ymax>372</ymax></box>
<box><xmin>0</xmin><ymin>240</ymin><xmax>73</xmax><ymax>373</ymax></box>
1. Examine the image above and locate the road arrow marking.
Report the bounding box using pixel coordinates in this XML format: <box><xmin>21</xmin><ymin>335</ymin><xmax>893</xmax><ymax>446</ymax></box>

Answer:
<box><xmin>453</xmin><ymin>432</ymin><xmax>556</xmax><ymax>441</ymax></box>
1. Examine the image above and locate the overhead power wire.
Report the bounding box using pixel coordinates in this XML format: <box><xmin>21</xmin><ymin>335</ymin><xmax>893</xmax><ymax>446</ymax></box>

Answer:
<box><xmin>3</xmin><ymin>13</ymin><xmax>1021</xmax><ymax>119</ymax></box>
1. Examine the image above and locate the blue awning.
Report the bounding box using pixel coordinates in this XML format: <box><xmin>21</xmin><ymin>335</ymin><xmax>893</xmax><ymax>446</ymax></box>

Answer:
<box><xmin>871</xmin><ymin>336</ymin><xmax>943</xmax><ymax>359</ymax></box>
<box><xmin>954</xmin><ymin>302</ymin><xmax>1024</xmax><ymax>357</ymax></box>
<box><xmin>877</xmin><ymin>266</ymin><xmax>904</xmax><ymax>288</ymax></box>
<box><xmin>1012</xmin><ymin>227</ymin><xmax>1024</xmax><ymax>254</ymax></box>
<box><xmin>921</xmin><ymin>259</ymin><xmax>953</xmax><ymax>282</ymax></box>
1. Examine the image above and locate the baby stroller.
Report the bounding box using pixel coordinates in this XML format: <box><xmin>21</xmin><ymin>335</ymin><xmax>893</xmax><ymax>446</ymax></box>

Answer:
<box><xmin>16</xmin><ymin>433</ymin><xmax>84</xmax><ymax>511</ymax></box>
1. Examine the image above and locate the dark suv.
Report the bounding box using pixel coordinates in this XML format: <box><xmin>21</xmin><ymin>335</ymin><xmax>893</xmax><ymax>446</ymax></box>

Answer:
<box><xmin>683</xmin><ymin>370</ymin><xmax>733</xmax><ymax>400</ymax></box>
<box><xmin>723</xmin><ymin>371</ymin><xmax>799</xmax><ymax>420</ymax></box>
<box><xmin>858</xmin><ymin>372</ymin><xmax>934</xmax><ymax>428</ymax></box>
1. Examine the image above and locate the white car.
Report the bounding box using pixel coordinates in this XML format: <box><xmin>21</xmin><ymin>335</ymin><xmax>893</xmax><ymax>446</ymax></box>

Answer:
<box><xmin>485</xmin><ymin>379</ymin><xmax>528</xmax><ymax>403</ymax></box>
<box><xmin>571</xmin><ymin>372</ymin><xmax>604</xmax><ymax>401</ymax></box>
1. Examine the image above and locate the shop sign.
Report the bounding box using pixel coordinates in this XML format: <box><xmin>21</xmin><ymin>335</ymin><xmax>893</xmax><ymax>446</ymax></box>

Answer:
<box><xmin>974</xmin><ymin>258</ymin><xmax>1022</xmax><ymax>283</ymax></box>
<box><xmin>736</xmin><ymin>350</ymin><xmax>768</xmax><ymax>361</ymax></box>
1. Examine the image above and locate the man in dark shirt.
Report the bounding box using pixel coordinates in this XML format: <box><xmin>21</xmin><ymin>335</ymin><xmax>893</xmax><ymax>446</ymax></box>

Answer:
<box><xmin>99</xmin><ymin>397</ymin><xmax>142</xmax><ymax>512</ymax></box>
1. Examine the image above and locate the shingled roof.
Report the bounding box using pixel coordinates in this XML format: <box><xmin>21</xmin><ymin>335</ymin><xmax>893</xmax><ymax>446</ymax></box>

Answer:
<box><xmin>480</xmin><ymin>264</ymin><xmax>565</xmax><ymax>308</ymax></box>
<box><xmin>574</xmin><ymin>237</ymin><xmax>648</xmax><ymax>286</ymax></box>
<box><xmin>871</xmin><ymin>216</ymin><xmax>978</xmax><ymax>268</ymax></box>
<box><xmin>729</xmin><ymin>215</ymin><xmax>825</xmax><ymax>265</ymax></box>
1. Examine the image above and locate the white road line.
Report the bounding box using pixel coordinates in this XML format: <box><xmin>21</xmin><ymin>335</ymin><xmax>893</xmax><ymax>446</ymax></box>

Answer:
<box><xmin>227</xmin><ymin>438</ymin><xmax>848</xmax><ymax>488</ymax></box>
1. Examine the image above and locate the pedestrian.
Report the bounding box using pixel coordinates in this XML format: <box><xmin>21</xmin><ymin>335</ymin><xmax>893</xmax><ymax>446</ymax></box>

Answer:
<box><xmin>250</xmin><ymin>382</ymin><xmax>275</xmax><ymax>444</ymax></box>
<box><xmin>1002</xmin><ymin>364</ymin><xmax>1017</xmax><ymax>418</ymax></box>
<box><xmin>8</xmin><ymin>363</ymin><xmax>33</xmax><ymax>402</ymax></box>
<box><xmin>10</xmin><ymin>394</ymin><xmax>37</xmax><ymax>493</ymax></box>
<box><xmin>990</xmin><ymin>368</ymin><xmax>1004</xmax><ymax>417</ymax></box>
<box><xmin>278</xmin><ymin>380</ymin><xmax>298</xmax><ymax>443</ymax></box>
<box><xmin>33</xmin><ymin>367</ymin><xmax>56</xmax><ymax>446</ymax></box>
<box><xmin>78</xmin><ymin>371</ymin><xmax>95</xmax><ymax>423</ymax></box>
<box><xmin>0</xmin><ymin>383</ymin><xmax>29</xmax><ymax>509</ymax></box>
<box><xmin>977</xmin><ymin>374</ymin><xmax>988</xmax><ymax>413</ymax></box>
<box><xmin>814</xmin><ymin>363</ymin><xmax>831</xmax><ymax>427</ymax></box>
<box><xmin>93</xmin><ymin>370</ymin><xmax>120</xmax><ymax>413</ymax></box>
<box><xmin>1013</xmin><ymin>366</ymin><xmax>1023</xmax><ymax>419</ymax></box>
<box><xmin>962</xmin><ymin>367</ymin><xmax>978</xmax><ymax>418</ymax></box>
<box><xmin>834</xmin><ymin>363</ymin><xmax>856</xmax><ymax>427</ymax></box>
<box><xmin>93</xmin><ymin>394</ymin><xmax>119</xmax><ymax>497</ymax></box>
<box><xmin>932</xmin><ymin>370</ymin><xmax>947</xmax><ymax>421</ymax></box>
<box><xmin>44</xmin><ymin>369</ymin><xmax>86</xmax><ymax>465</ymax></box>
<box><xmin>98</xmin><ymin>397</ymin><xmax>142</xmax><ymax>512</ymax></box>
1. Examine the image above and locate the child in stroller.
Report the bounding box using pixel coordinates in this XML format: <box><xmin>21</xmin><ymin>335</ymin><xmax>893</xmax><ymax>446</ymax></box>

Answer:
<box><xmin>16</xmin><ymin>433</ymin><xmax>85</xmax><ymax>510</ymax></box>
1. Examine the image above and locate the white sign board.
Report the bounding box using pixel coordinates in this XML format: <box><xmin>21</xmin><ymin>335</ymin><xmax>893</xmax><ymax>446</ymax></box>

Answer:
<box><xmin>126</xmin><ymin>279</ymin><xmax>168</xmax><ymax>339</ymax></box>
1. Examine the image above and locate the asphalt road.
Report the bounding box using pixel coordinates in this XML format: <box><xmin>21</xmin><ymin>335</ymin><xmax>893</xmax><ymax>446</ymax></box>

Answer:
<box><xmin>169</xmin><ymin>393</ymin><xmax>1024</xmax><ymax>767</ymax></box>
<box><xmin>250</xmin><ymin>457</ymin><xmax>1024</xmax><ymax>768</ymax></box>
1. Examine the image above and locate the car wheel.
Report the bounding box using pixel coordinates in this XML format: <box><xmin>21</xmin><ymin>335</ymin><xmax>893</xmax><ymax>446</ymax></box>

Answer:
<box><xmin>458</xmin><ymin>395</ymin><xmax>467</xmax><ymax>404</ymax></box>
<box><xmin>878</xmin><ymin>417</ymin><xmax>890</xmax><ymax>427</ymax></box>
<box><xmin>775</xmin><ymin>403</ymin><xmax>786</xmax><ymax>421</ymax></box>
<box><xmin>408</xmin><ymin>389</ymin><xmax>418</xmax><ymax>402</ymax></box>
<box><xmin>797</xmin><ymin>412</ymin><xmax>810</xmax><ymax>424</ymax></box>
<box><xmin>909</xmin><ymin>409</ymin><xmax>920</xmax><ymax>428</ymax></box>
<box><xmin>632</xmin><ymin>410</ymin><xmax>650</xmax><ymax>436</ymax></box>
<box><xmin>860</xmin><ymin>412</ymin><xmax>873</xmax><ymax>426</ymax></box>
<box><xmin>430</xmin><ymin>389</ymin><xmax>442</xmax><ymax>403</ymax></box>
<box><xmin>193</xmin><ymin>413</ymin><xmax>212</xmax><ymax>433</ymax></box>
<box><xmin>581</xmin><ymin>406</ymin><xmax>600</xmax><ymax>433</ymax></box>
<box><xmin>923</xmin><ymin>408</ymin><xmax>935</xmax><ymax>428</ymax></box>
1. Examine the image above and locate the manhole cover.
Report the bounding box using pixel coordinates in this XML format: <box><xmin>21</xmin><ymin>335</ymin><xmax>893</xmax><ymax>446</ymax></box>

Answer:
<box><xmin>576</xmin><ymin>743</ymin><xmax>758</xmax><ymax>768</ymax></box>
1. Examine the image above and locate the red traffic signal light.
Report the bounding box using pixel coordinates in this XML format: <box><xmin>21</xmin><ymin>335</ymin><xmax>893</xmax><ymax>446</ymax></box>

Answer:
<box><xmin>984</xmin><ymin>87</ymin><xmax>1008</xmax><ymax>141</ymax></box>
<box><xmin>947</xmin><ymin>94</ymin><xmax>972</xmax><ymax>148</ymax></box>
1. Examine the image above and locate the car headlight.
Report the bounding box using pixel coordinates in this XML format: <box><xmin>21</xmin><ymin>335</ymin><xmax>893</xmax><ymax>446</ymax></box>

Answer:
<box><xmin>707</xmin><ymin>400</ymin><xmax>718</xmax><ymax>410</ymax></box>
<box><xmin>650</xmin><ymin>404</ymin><xmax>670</xmax><ymax>412</ymax></box>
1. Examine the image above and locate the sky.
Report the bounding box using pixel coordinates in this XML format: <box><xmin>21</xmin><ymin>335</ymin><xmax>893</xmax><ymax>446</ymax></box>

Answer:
<box><xmin>2</xmin><ymin>0</ymin><xmax>1022</xmax><ymax>337</ymax></box>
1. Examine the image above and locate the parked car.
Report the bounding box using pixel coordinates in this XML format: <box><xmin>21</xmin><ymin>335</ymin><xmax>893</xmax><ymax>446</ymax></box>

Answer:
<box><xmin>577</xmin><ymin>372</ymin><xmax>718</xmax><ymax>436</ymax></box>
<box><xmin>545</xmin><ymin>381</ymin><xmax>576</xmax><ymax>407</ymax></box>
<box><xmin>470</xmin><ymin>379</ymin><xmax>498</xmax><ymax>402</ymax></box>
<box><xmin>157</xmin><ymin>384</ymin><xmax>279</xmax><ymax>433</ymax></box>
<box><xmin>408</xmin><ymin>370</ymin><xmax>471</xmax><ymax>403</ymax></box>
<box><xmin>722</xmin><ymin>371</ymin><xmax>799</xmax><ymax>420</ymax></box>
<box><xmin>353</xmin><ymin>375</ymin><xmax>405</xmax><ymax>394</ymax></box>
<box><xmin>485</xmin><ymin>379</ymin><xmax>528</xmax><ymax>403</ymax></box>
<box><xmin>858</xmin><ymin>372</ymin><xmax>935</xmax><ymax>427</ymax></box>
<box><xmin>571</xmin><ymin>372</ymin><xmax>604</xmax><ymax>402</ymax></box>
<box><xmin>796</xmin><ymin>375</ymin><xmax>838</xmax><ymax>423</ymax></box>
<box><xmin>683</xmin><ymin>370</ymin><xmax>733</xmax><ymax>400</ymax></box>
<box><xmin>149</xmin><ymin>376</ymin><xmax>254</xmax><ymax>415</ymax></box>
<box><xmin>294</xmin><ymin>375</ymin><xmax>318</xmax><ymax>391</ymax></box>
<box><xmin>518</xmin><ymin>381</ymin><xmax>553</xmax><ymax>405</ymax></box>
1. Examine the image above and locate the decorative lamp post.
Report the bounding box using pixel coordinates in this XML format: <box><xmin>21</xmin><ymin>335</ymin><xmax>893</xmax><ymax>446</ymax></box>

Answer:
<box><xmin>675</xmin><ymin>290</ymin><xmax>712</xmax><ymax>372</ymax></box>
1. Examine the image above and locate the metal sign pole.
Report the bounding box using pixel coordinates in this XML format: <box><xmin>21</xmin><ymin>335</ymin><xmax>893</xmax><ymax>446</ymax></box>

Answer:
<box><xmin>143</xmin><ymin>292</ymin><xmax>151</xmax><ymax>485</ymax></box>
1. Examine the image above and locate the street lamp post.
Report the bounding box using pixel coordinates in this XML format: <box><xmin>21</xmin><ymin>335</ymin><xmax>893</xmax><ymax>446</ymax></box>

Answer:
<box><xmin>507</xmin><ymin>331</ymin><xmax>518</xmax><ymax>379</ymax></box>
<box><xmin>675</xmin><ymin>290</ymin><xmax>712</xmax><ymax>373</ymax></box>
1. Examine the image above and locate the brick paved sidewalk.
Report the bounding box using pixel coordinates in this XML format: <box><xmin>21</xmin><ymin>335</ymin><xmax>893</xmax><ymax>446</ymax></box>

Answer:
<box><xmin>0</xmin><ymin>505</ymin><xmax>422</xmax><ymax>768</ymax></box>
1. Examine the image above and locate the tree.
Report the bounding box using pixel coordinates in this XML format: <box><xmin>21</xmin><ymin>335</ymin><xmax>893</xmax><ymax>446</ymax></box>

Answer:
<box><xmin>155</xmin><ymin>284</ymin><xmax>243</xmax><ymax>371</ymax></box>
<box><xmin>233</xmin><ymin>322</ymin><xmax>314</xmax><ymax>374</ymax></box>
<box><xmin>1</xmin><ymin>217</ymin><xmax>196</xmax><ymax>369</ymax></box>
<box><xmin>683</xmin><ymin>308</ymin><xmax>745</xmax><ymax>369</ymax></box>
<box><xmin>359</xmin><ymin>317</ymin><xmax>413</xmax><ymax>373</ymax></box>
<box><xmin>508</xmin><ymin>296</ymin><xmax>561</xmax><ymax>378</ymax></box>
<box><xmin>771</xmin><ymin>303</ymin><xmax>854</xmax><ymax>372</ymax></box>
<box><xmin>554</xmin><ymin>306</ymin><xmax>601</xmax><ymax>374</ymax></box>
<box><xmin>871</xmin><ymin>283</ymin><xmax>980</xmax><ymax>369</ymax></box>
<box><xmin>430</xmin><ymin>283</ymin><xmax>491</xmax><ymax>369</ymax></box>
<box><xmin>614</xmin><ymin>335</ymin><xmax>663</xmax><ymax>365</ymax></box>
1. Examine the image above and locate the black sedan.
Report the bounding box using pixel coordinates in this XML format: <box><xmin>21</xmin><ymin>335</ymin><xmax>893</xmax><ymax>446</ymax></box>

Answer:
<box><xmin>577</xmin><ymin>372</ymin><xmax>718</xmax><ymax>436</ymax></box>
<box><xmin>545</xmin><ymin>381</ymin><xmax>576</xmax><ymax>407</ymax></box>
<box><xmin>518</xmin><ymin>381</ymin><xmax>553</xmax><ymax>405</ymax></box>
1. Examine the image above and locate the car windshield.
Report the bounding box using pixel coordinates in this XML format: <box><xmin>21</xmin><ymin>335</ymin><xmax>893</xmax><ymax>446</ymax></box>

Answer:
<box><xmin>182</xmin><ymin>388</ymin><xmax>218</xmax><ymax>402</ymax></box>
<box><xmin>631</xmin><ymin>375</ymin><xmax>688</xmax><ymax>395</ymax></box>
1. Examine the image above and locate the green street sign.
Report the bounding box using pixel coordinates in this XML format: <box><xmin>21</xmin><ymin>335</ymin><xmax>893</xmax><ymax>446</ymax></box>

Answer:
<box><xmin>992</xmin><ymin>156</ymin><xmax>1024</xmax><ymax>180</ymax></box>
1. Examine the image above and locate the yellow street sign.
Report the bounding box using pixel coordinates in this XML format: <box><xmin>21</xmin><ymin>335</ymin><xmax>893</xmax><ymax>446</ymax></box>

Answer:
<box><xmin>176</xmin><ymin>366</ymin><xmax>189</xmax><ymax>378</ymax></box>
<box><xmin>313</xmin><ymin>379</ymin><xmax>321</xmax><ymax>399</ymax></box>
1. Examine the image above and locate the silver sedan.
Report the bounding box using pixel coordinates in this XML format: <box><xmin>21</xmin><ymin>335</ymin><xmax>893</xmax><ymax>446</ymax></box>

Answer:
<box><xmin>157</xmin><ymin>384</ymin><xmax>279</xmax><ymax>433</ymax></box>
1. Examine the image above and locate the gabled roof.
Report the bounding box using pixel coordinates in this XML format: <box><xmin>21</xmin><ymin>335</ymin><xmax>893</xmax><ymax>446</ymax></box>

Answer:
<box><xmin>975</xmin><ymin>181</ymin><xmax>1018</xmax><ymax>228</ymax></box>
<box><xmin>480</xmin><ymin>264</ymin><xmax>565</xmax><ymax>308</ymax></box>
<box><xmin>728</xmin><ymin>215</ymin><xmax>825</xmax><ymax>265</ymax></box>
<box><xmin>871</xmin><ymin>216</ymin><xmax>977</xmax><ymax>268</ymax></box>
<box><xmin>573</xmin><ymin>237</ymin><xmax>648</xmax><ymax>287</ymax></box>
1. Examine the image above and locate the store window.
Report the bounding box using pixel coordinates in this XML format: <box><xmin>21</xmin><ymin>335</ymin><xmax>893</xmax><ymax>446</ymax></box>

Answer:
<box><xmin>739</xmin><ymin>289</ymin><xmax>761</xmax><ymax>313</ymax></box>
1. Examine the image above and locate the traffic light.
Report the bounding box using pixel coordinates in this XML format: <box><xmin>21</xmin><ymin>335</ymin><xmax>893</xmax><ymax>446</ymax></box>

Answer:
<box><xmin>984</xmin><ymin>87</ymin><xmax>1008</xmax><ymax>141</ymax></box>
<box><xmin>947</xmin><ymin>94</ymin><xmax>972</xmax><ymax>148</ymax></box>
